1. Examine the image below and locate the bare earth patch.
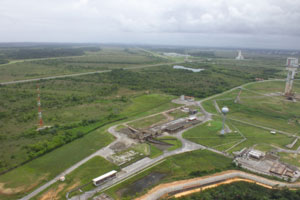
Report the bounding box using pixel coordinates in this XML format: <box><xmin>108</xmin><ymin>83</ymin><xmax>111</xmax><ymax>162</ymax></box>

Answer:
<box><xmin>66</xmin><ymin>181</ymin><xmax>81</xmax><ymax>192</ymax></box>
<box><xmin>0</xmin><ymin>183</ymin><xmax>25</xmax><ymax>195</ymax></box>
<box><xmin>39</xmin><ymin>183</ymin><xmax>66</xmax><ymax>200</ymax></box>
<box><xmin>0</xmin><ymin>174</ymin><xmax>48</xmax><ymax>195</ymax></box>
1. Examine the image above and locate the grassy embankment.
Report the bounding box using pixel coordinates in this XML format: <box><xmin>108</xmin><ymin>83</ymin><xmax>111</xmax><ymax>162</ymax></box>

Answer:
<box><xmin>158</xmin><ymin>136</ymin><xmax>182</xmax><ymax>151</ymax></box>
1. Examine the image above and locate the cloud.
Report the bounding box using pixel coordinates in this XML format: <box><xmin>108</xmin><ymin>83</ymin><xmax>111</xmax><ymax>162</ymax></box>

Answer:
<box><xmin>0</xmin><ymin>0</ymin><xmax>300</xmax><ymax>49</ymax></box>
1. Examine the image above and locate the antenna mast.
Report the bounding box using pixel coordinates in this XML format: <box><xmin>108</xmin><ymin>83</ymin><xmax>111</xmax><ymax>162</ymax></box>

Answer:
<box><xmin>37</xmin><ymin>84</ymin><xmax>44</xmax><ymax>129</ymax></box>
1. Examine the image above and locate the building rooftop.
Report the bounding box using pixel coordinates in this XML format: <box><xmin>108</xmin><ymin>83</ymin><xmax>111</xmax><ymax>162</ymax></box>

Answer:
<box><xmin>270</xmin><ymin>163</ymin><xmax>286</xmax><ymax>175</ymax></box>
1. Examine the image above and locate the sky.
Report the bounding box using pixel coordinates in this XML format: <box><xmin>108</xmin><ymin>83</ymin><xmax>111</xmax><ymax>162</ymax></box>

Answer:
<box><xmin>0</xmin><ymin>0</ymin><xmax>300</xmax><ymax>49</ymax></box>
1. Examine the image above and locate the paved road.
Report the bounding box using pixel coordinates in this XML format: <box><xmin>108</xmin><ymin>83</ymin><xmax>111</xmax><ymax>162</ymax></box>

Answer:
<box><xmin>227</xmin><ymin>117</ymin><xmax>296</xmax><ymax>137</ymax></box>
<box><xmin>68</xmin><ymin>100</ymin><xmax>234</xmax><ymax>200</ymax></box>
<box><xmin>0</xmin><ymin>62</ymin><xmax>181</xmax><ymax>85</ymax></box>
<box><xmin>271</xmin><ymin>145</ymin><xmax>300</xmax><ymax>154</ymax></box>
<box><xmin>19</xmin><ymin>79</ymin><xmax>286</xmax><ymax>200</ymax></box>
<box><xmin>20</xmin><ymin>106</ymin><xmax>197</xmax><ymax>200</ymax></box>
<box><xmin>136</xmin><ymin>170</ymin><xmax>300</xmax><ymax>200</ymax></box>
<box><xmin>19</xmin><ymin>123</ymin><xmax>137</xmax><ymax>200</ymax></box>
<box><xmin>69</xmin><ymin>126</ymin><xmax>206</xmax><ymax>200</ymax></box>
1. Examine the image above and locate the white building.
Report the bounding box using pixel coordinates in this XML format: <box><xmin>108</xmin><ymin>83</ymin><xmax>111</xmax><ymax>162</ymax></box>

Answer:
<box><xmin>249</xmin><ymin>150</ymin><xmax>264</xmax><ymax>159</ymax></box>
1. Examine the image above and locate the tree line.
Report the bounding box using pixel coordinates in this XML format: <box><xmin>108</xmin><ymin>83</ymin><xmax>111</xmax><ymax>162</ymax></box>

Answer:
<box><xmin>171</xmin><ymin>181</ymin><xmax>300</xmax><ymax>200</ymax></box>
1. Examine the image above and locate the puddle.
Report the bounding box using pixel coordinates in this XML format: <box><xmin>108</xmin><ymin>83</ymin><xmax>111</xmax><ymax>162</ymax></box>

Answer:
<box><xmin>119</xmin><ymin>172</ymin><xmax>166</xmax><ymax>197</ymax></box>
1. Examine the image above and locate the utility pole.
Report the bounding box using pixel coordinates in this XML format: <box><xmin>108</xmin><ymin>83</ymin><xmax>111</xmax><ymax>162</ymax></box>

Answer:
<box><xmin>37</xmin><ymin>83</ymin><xmax>44</xmax><ymax>130</ymax></box>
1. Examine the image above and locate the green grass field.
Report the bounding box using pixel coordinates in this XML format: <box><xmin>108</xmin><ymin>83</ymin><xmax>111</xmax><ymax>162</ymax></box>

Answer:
<box><xmin>278</xmin><ymin>152</ymin><xmax>300</xmax><ymax>168</ymax></box>
<box><xmin>0</xmin><ymin>127</ymin><xmax>114</xmax><ymax>200</ymax></box>
<box><xmin>103</xmin><ymin>149</ymin><xmax>233</xmax><ymax>199</ymax></box>
<box><xmin>127</xmin><ymin>114</ymin><xmax>166</xmax><ymax>129</ymax></box>
<box><xmin>148</xmin><ymin>143</ymin><xmax>163</xmax><ymax>158</ymax></box>
<box><xmin>158</xmin><ymin>136</ymin><xmax>182</xmax><ymax>151</ymax></box>
<box><xmin>183</xmin><ymin>117</ymin><xmax>293</xmax><ymax>154</ymax></box>
<box><xmin>167</xmin><ymin>109</ymin><xmax>189</xmax><ymax>119</ymax></box>
<box><xmin>35</xmin><ymin>156</ymin><xmax>119</xmax><ymax>200</ymax></box>
<box><xmin>228</xmin><ymin>120</ymin><xmax>293</xmax><ymax>153</ymax></box>
<box><xmin>202</xmin><ymin>80</ymin><xmax>300</xmax><ymax>135</ymax></box>
<box><xmin>183</xmin><ymin>119</ymin><xmax>244</xmax><ymax>151</ymax></box>
<box><xmin>120</xmin><ymin>93</ymin><xmax>177</xmax><ymax>119</ymax></box>
<box><xmin>0</xmin><ymin>93</ymin><xmax>178</xmax><ymax>200</ymax></box>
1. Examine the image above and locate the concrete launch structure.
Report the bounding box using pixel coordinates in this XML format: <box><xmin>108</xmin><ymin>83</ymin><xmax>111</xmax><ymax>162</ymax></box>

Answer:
<box><xmin>235</xmin><ymin>50</ymin><xmax>244</xmax><ymax>60</ymax></box>
<box><xmin>284</xmin><ymin>57</ymin><xmax>299</xmax><ymax>96</ymax></box>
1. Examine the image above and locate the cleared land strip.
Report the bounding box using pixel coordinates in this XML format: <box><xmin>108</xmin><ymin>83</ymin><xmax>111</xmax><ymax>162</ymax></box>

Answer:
<box><xmin>0</xmin><ymin>62</ymin><xmax>180</xmax><ymax>85</ymax></box>
<box><xmin>136</xmin><ymin>170</ymin><xmax>300</xmax><ymax>200</ymax></box>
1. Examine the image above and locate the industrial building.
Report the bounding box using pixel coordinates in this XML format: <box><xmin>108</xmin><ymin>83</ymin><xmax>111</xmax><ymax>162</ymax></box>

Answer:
<box><xmin>234</xmin><ymin>148</ymin><xmax>300</xmax><ymax>182</ymax></box>
<box><xmin>120</xmin><ymin>116</ymin><xmax>201</xmax><ymax>141</ymax></box>
<box><xmin>119</xmin><ymin>127</ymin><xmax>159</xmax><ymax>142</ymax></box>
<box><xmin>162</xmin><ymin>118</ymin><xmax>200</xmax><ymax>134</ymax></box>
<box><xmin>163</xmin><ymin>121</ymin><xmax>187</xmax><ymax>133</ymax></box>
<box><xmin>180</xmin><ymin>95</ymin><xmax>195</xmax><ymax>102</ymax></box>
<box><xmin>248</xmin><ymin>149</ymin><xmax>264</xmax><ymax>159</ymax></box>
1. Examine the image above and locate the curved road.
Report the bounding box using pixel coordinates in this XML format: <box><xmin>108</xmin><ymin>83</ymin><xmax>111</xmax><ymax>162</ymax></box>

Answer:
<box><xmin>68</xmin><ymin>118</ymin><xmax>207</xmax><ymax>200</ymax></box>
<box><xmin>19</xmin><ymin>124</ymin><xmax>136</xmax><ymax>200</ymax></box>
<box><xmin>136</xmin><ymin>170</ymin><xmax>300</xmax><ymax>200</ymax></box>
<box><xmin>20</xmin><ymin>106</ymin><xmax>204</xmax><ymax>200</ymax></box>
<box><xmin>20</xmin><ymin>78</ymin><xmax>286</xmax><ymax>200</ymax></box>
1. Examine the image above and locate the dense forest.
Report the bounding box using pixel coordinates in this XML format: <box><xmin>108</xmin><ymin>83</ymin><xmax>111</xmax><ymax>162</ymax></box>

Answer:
<box><xmin>0</xmin><ymin>56</ymin><xmax>283</xmax><ymax>172</ymax></box>
<box><xmin>0</xmin><ymin>46</ymin><xmax>100</xmax><ymax>60</ymax></box>
<box><xmin>171</xmin><ymin>181</ymin><xmax>300</xmax><ymax>200</ymax></box>
<box><xmin>73</xmin><ymin>62</ymin><xmax>281</xmax><ymax>98</ymax></box>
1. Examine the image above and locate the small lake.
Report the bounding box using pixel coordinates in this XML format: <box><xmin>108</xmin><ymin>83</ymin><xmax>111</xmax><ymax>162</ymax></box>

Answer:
<box><xmin>173</xmin><ymin>65</ymin><xmax>204</xmax><ymax>72</ymax></box>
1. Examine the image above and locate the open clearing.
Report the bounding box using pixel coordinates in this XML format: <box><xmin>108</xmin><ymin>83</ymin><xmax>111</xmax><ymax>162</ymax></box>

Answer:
<box><xmin>127</xmin><ymin>114</ymin><xmax>167</xmax><ymax>129</ymax></box>
<box><xmin>202</xmin><ymin>80</ymin><xmax>300</xmax><ymax>134</ymax></box>
<box><xmin>194</xmin><ymin>80</ymin><xmax>300</xmax><ymax>169</ymax></box>
<box><xmin>36</xmin><ymin>156</ymin><xmax>118</xmax><ymax>200</ymax></box>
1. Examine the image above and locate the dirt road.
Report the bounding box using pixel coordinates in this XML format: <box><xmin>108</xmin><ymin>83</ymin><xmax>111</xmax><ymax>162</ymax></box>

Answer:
<box><xmin>136</xmin><ymin>170</ymin><xmax>300</xmax><ymax>200</ymax></box>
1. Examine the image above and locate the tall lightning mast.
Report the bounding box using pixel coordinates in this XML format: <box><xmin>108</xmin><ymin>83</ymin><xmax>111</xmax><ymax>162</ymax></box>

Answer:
<box><xmin>37</xmin><ymin>84</ymin><xmax>44</xmax><ymax>129</ymax></box>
